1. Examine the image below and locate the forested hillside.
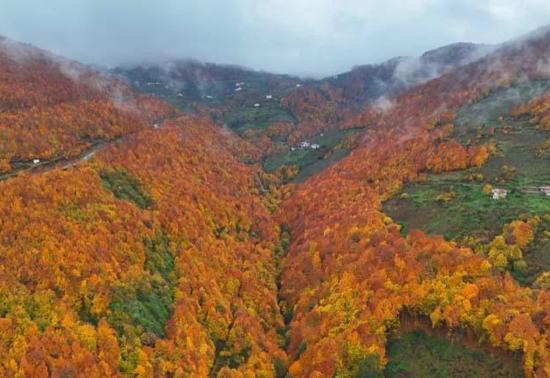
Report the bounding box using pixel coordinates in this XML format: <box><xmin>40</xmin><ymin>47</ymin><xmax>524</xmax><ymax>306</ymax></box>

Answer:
<box><xmin>278</xmin><ymin>25</ymin><xmax>550</xmax><ymax>377</ymax></box>
<box><xmin>0</xmin><ymin>37</ymin><xmax>177</xmax><ymax>176</ymax></box>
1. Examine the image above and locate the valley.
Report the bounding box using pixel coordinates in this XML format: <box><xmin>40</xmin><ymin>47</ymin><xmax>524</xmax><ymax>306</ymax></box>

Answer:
<box><xmin>0</xmin><ymin>24</ymin><xmax>548</xmax><ymax>378</ymax></box>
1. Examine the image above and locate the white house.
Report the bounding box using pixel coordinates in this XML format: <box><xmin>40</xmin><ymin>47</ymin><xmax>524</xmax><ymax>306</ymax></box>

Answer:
<box><xmin>32</xmin><ymin>158</ymin><xmax>40</xmax><ymax>164</ymax></box>
<box><xmin>153</xmin><ymin>123</ymin><xmax>160</xmax><ymax>129</ymax></box>
<box><xmin>540</xmin><ymin>186</ymin><xmax>550</xmax><ymax>197</ymax></box>
<box><xmin>296</xmin><ymin>84</ymin><xmax>302</xmax><ymax>88</ymax></box>
<box><xmin>298</xmin><ymin>141</ymin><xmax>321</xmax><ymax>150</ymax></box>
<box><xmin>491</xmin><ymin>188</ymin><xmax>508</xmax><ymax>200</ymax></box>
<box><xmin>235</xmin><ymin>87</ymin><xmax>242</xmax><ymax>92</ymax></box>
<box><xmin>254</xmin><ymin>103</ymin><xmax>260</xmax><ymax>108</ymax></box>
<box><xmin>266</xmin><ymin>95</ymin><xmax>273</xmax><ymax>100</ymax></box>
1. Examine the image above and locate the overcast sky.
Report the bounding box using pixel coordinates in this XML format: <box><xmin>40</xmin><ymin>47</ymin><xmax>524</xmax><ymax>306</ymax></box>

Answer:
<box><xmin>0</xmin><ymin>0</ymin><xmax>549</xmax><ymax>76</ymax></box>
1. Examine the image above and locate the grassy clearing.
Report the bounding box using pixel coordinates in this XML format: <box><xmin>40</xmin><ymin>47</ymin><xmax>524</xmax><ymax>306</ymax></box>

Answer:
<box><xmin>100</xmin><ymin>169</ymin><xmax>153</xmax><ymax>209</ymax></box>
<box><xmin>385</xmin><ymin>330</ymin><xmax>523</xmax><ymax>378</ymax></box>
<box><xmin>515</xmin><ymin>215</ymin><xmax>550</xmax><ymax>285</ymax></box>
<box><xmin>224</xmin><ymin>102</ymin><xmax>295</xmax><ymax>134</ymax></box>
<box><xmin>108</xmin><ymin>233</ymin><xmax>175</xmax><ymax>338</ymax></box>
<box><xmin>78</xmin><ymin>232</ymin><xmax>176</xmax><ymax>343</ymax></box>
<box><xmin>385</xmin><ymin>178</ymin><xmax>549</xmax><ymax>241</ymax></box>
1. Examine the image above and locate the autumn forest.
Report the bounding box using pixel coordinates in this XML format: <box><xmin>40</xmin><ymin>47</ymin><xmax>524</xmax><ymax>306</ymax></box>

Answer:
<box><xmin>0</xmin><ymin>20</ymin><xmax>549</xmax><ymax>378</ymax></box>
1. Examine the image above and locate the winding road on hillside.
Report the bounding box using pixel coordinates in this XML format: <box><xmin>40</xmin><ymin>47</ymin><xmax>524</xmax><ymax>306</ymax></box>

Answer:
<box><xmin>0</xmin><ymin>120</ymin><xmax>168</xmax><ymax>183</ymax></box>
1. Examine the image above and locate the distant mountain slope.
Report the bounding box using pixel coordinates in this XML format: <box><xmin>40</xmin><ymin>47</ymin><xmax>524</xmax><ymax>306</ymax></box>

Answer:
<box><xmin>112</xmin><ymin>41</ymin><xmax>491</xmax><ymax>181</ymax></box>
<box><xmin>343</xmin><ymin>24</ymin><xmax>550</xmax><ymax>134</ymax></box>
<box><xmin>323</xmin><ymin>42</ymin><xmax>492</xmax><ymax>104</ymax></box>
<box><xmin>112</xmin><ymin>60</ymin><xmax>302</xmax><ymax>111</ymax></box>
<box><xmin>114</xmin><ymin>41</ymin><xmax>490</xmax><ymax>113</ymax></box>
<box><xmin>279</xmin><ymin>42</ymin><xmax>491</xmax><ymax>135</ymax></box>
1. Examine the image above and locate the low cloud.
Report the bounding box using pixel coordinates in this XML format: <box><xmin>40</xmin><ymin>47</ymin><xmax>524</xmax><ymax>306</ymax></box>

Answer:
<box><xmin>0</xmin><ymin>1</ymin><xmax>549</xmax><ymax>76</ymax></box>
<box><xmin>372</xmin><ymin>96</ymin><xmax>395</xmax><ymax>113</ymax></box>
<box><xmin>537</xmin><ymin>57</ymin><xmax>550</xmax><ymax>77</ymax></box>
